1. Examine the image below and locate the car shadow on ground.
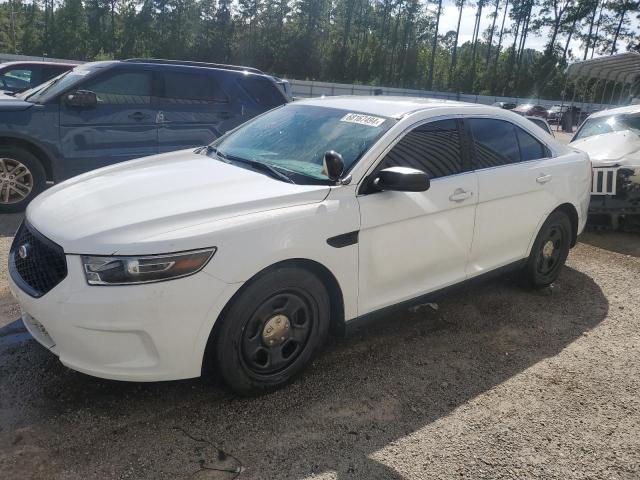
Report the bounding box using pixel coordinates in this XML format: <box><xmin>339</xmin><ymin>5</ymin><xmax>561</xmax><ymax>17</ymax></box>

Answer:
<box><xmin>0</xmin><ymin>266</ymin><xmax>608</xmax><ymax>479</ymax></box>
<box><xmin>580</xmin><ymin>230</ymin><xmax>640</xmax><ymax>258</ymax></box>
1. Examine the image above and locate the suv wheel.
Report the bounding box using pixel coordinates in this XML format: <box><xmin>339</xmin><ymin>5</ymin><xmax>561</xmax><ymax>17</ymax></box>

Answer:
<box><xmin>0</xmin><ymin>146</ymin><xmax>46</xmax><ymax>213</ymax></box>
<box><xmin>213</xmin><ymin>267</ymin><xmax>330</xmax><ymax>395</ymax></box>
<box><xmin>521</xmin><ymin>210</ymin><xmax>572</xmax><ymax>288</ymax></box>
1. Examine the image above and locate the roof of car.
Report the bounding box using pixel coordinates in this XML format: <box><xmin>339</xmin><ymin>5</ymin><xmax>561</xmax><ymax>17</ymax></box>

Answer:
<box><xmin>294</xmin><ymin>95</ymin><xmax>479</xmax><ymax>118</ymax></box>
<box><xmin>588</xmin><ymin>103</ymin><xmax>640</xmax><ymax>119</ymax></box>
<box><xmin>0</xmin><ymin>61</ymin><xmax>78</xmax><ymax>67</ymax></box>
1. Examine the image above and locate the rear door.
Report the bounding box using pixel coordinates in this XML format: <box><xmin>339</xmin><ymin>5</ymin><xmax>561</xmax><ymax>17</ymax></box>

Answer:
<box><xmin>156</xmin><ymin>68</ymin><xmax>242</xmax><ymax>153</ymax></box>
<box><xmin>465</xmin><ymin>117</ymin><xmax>557</xmax><ymax>274</ymax></box>
<box><xmin>59</xmin><ymin>67</ymin><xmax>157</xmax><ymax>177</ymax></box>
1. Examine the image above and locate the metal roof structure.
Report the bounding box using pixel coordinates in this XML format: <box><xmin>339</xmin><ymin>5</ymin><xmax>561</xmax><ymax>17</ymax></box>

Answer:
<box><xmin>567</xmin><ymin>52</ymin><xmax>640</xmax><ymax>87</ymax></box>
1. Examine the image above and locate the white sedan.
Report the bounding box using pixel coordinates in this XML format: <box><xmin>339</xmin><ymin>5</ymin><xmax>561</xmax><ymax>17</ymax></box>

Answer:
<box><xmin>9</xmin><ymin>97</ymin><xmax>591</xmax><ymax>394</ymax></box>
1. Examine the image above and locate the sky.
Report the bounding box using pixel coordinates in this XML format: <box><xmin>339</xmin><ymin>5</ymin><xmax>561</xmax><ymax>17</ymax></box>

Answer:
<box><xmin>435</xmin><ymin>1</ymin><xmax>640</xmax><ymax>61</ymax></box>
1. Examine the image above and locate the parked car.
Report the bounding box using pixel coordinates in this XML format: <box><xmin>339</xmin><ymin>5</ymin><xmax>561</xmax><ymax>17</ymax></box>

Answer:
<box><xmin>9</xmin><ymin>97</ymin><xmax>591</xmax><ymax>394</ymax></box>
<box><xmin>526</xmin><ymin>116</ymin><xmax>555</xmax><ymax>137</ymax></box>
<box><xmin>546</xmin><ymin>104</ymin><xmax>569</xmax><ymax>124</ymax></box>
<box><xmin>570</xmin><ymin>104</ymin><xmax>640</xmax><ymax>230</ymax></box>
<box><xmin>0</xmin><ymin>58</ymin><xmax>289</xmax><ymax>212</ymax></box>
<box><xmin>513</xmin><ymin>104</ymin><xmax>548</xmax><ymax>118</ymax></box>
<box><xmin>492</xmin><ymin>101</ymin><xmax>516</xmax><ymax>110</ymax></box>
<box><xmin>0</xmin><ymin>61</ymin><xmax>76</xmax><ymax>94</ymax></box>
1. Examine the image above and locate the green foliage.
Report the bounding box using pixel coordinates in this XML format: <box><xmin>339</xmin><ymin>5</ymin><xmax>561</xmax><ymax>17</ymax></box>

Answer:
<box><xmin>0</xmin><ymin>0</ymin><xmax>637</xmax><ymax>99</ymax></box>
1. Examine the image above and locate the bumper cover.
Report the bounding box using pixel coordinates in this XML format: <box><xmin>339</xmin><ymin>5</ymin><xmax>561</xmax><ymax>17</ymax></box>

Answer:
<box><xmin>10</xmin><ymin>255</ymin><xmax>240</xmax><ymax>382</ymax></box>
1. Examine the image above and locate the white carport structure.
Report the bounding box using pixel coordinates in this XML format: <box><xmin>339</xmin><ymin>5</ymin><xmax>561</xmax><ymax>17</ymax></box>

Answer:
<box><xmin>565</xmin><ymin>52</ymin><xmax>640</xmax><ymax>108</ymax></box>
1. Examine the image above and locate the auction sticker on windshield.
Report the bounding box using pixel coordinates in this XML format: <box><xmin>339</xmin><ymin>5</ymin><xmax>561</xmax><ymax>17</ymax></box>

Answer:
<box><xmin>340</xmin><ymin>113</ymin><xmax>386</xmax><ymax>127</ymax></box>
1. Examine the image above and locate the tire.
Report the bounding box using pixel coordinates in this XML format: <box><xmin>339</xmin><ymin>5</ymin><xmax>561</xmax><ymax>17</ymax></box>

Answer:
<box><xmin>521</xmin><ymin>210</ymin><xmax>572</xmax><ymax>288</ymax></box>
<box><xmin>0</xmin><ymin>146</ymin><xmax>47</xmax><ymax>213</ymax></box>
<box><xmin>213</xmin><ymin>266</ymin><xmax>330</xmax><ymax>395</ymax></box>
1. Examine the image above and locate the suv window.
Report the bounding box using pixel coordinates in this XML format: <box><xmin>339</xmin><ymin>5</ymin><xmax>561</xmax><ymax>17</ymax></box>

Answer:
<box><xmin>160</xmin><ymin>71</ymin><xmax>228</xmax><ymax>103</ymax></box>
<box><xmin>516</xmin><ymin>127</ymin><xmax>547</xmax><ymax>161</ymax></box>
<box><xmin>377</xmin><ymin>119</ymin><xmax>466</xmax><ymax>179</ymax></box>
<box><xmin>83</xmin><ymin>71</ymin><xmax>152</xmax><ymax>105</ymax></box>
<box><xmin>237</xmin><ymin>76</ymin><xmax>285</xmax><ymax>109</ymax></box>
<box><xmin>468</xmin><ymin>118</ymin><xmax>520</xmax><ymax>167</ymax></box>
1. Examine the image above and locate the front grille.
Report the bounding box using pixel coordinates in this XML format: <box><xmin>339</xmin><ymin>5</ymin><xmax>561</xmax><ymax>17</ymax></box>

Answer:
<box><xmin>9</xmin><ymin>221</ymin><xmax>67</xmax><ymax>298</ymax></box>
<box><xmin>591</xmin><ymin>167</ymin><xmax>617</xmax><ymax>195</ymax></box>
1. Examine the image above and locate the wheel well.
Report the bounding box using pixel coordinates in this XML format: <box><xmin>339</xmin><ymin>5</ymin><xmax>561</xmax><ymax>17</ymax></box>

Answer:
<box><xmin>201</xmin><ymin>258</ymin><xmax>346</xmax><ymax>375</ymax></box>
<box><xmin>0</xmin><ymin>137</ymin><xmax>54</xmax><ymax>181</ymax></box>
<box><xmin>553</xmin><ymin>203</ymin><xmax>579</xmax><ymax>247</ymax></box>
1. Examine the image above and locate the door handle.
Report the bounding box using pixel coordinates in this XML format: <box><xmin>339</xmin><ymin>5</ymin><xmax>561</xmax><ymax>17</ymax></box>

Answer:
<box><xmin>449</xmin><ymin>188</ymin><xmax>473</xmax><ymax>202</ymax></box>
<box><xmin>128</xmin><ymin>111</ymin><xmax>150</xmax><ymax>121</ymax></box>
<box><xmin>218</xmin><ymin>111</ymin><xmax>232</xmax><ymax>120</ymax></box>
<box><xmin>536</xmin><ymin>174</ymin><xmax>552</xmax><ymax>184</ymax></box>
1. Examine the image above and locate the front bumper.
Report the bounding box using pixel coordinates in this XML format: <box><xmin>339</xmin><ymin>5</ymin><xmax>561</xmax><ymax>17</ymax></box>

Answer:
<box><xmin>589</xmin><ymin>165</ymin><xmax>640</xmax><ymax>215</ymax></box>
<box><xmin>10</xmin><ymin>255</ymin><xmax>240</xmax><ymax>381</ymax></box>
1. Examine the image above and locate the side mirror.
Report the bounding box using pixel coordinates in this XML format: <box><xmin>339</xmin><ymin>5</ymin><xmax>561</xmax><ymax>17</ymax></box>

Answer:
<box><xmin>322</xmin><ymin>150</ymin><xmax>344</xmax><ymax>182</ymax></box>
<box><xmin>373</xmin><ymin>166</ymin><xmax>430</xmax><ymax>192</ymax></box>
<box><xmin>65</xmin><ymin>89</ymin><xmax>98</xmax><ymax>109</ymax></box>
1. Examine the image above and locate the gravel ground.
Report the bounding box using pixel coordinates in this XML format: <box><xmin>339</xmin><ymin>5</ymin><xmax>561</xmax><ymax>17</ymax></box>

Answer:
<box><xmin>0</xmin><ymin>210</ymin><xmax>638</xmax><ymax>479</ymax></box>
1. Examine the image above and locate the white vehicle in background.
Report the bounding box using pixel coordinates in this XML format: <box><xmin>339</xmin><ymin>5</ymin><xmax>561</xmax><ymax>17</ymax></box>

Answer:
<box><xmin>9</xmin><ymin>97</ymin><xmax>591</xmax><ymax>394</ymax></box>
<box><xmin>571</xmin><ymin>105</ymin><xmax>640</xmax><ymax>230</ymax></box>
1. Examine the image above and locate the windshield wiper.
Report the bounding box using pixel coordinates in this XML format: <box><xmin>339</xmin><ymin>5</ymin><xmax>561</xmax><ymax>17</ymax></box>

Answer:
<box><xmin>206</xmin><ymin>147</ymin><xmax>295</xmax><ymax>184</ymax></box>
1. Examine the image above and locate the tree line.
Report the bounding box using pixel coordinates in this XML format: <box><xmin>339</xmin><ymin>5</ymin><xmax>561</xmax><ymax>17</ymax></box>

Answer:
<box><xmin>1</xmin><ymin>0</ymin><xmax>639</xmax><ymax>99</ymax></box>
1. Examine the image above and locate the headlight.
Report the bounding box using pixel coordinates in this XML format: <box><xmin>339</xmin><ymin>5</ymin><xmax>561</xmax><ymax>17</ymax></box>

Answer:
<box><xmin>82</xmin><ymin>248</ymin><xmax>216</xmax><ymax>285</ymax></box>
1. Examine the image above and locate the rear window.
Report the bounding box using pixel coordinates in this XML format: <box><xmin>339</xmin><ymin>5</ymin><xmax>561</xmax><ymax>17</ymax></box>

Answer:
<box><xmin>160</xmin><ymin>71</ymin><xmax>228</xmax><ymax>103</ymax></box>
<box><xmin>237</xmin><ymin>76</ymin><xmax>285</xmax><ymax>109</ymax></box>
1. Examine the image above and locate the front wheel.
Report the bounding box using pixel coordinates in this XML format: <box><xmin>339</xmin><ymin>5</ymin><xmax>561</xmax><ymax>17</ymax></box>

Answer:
<box><xmin>521</xmin><ymin>210</ymin><xmax>572</xmax><ymax>288</ymax></box>
<box><xmin>213</xmin><ymin>267</ymin><xmax>330</xmax><ymax>395</ymax></box>
<box><xmin>0</xmin><ymin>146</ymin><xmax>47</xmax><ymax>213</ymax></box>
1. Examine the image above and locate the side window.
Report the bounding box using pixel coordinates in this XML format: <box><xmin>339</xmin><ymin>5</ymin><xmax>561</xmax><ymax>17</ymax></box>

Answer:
<box><xmin>237</xmin><ymin>76</ymin><xmax>285</xmax><ymax>109</ymax></box>
<box><xmin>160</xmin><ymin>71</ymin><xmax>228</xmax><ymax>103</ymax></box>
<box><xmin>516</xmin><ymin>127</ymin><xmax>547</xmax><ymax>161</ymax></box>
<box><xmin>468</xmin><ymin>118</ymin><xmax>520</xmax><ymax>167</ymax></box>
<box><xmin>82</xmin><ymin>71</ymin><xmax>152</xmax><ymax>105</ymax></box>
<box><xmin>377</xmin><ymin>119</ymin><xmax>466</xmax><ymax>179</ymax></box>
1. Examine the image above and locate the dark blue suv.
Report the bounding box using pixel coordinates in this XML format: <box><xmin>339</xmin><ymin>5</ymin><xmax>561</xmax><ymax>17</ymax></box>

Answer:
<box><xmin>0</xmin><ymin>59</ymin><xmax>289</xmax><ymax>212</ymax></box>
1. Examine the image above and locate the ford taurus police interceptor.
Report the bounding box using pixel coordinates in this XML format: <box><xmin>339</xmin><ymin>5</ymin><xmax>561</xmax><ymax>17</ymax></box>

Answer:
<box><xmin>9</xmin><ymin>97</ymin><xmax>591</xmax><ymax>394</ymax></box>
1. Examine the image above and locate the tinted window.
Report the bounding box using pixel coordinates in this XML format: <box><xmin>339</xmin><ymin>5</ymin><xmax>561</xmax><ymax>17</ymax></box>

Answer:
<box><xmin>468</xmin><ymin>118</ymin><xmax>520</xmax><ymax>167</ymax></box>
<box><xmin>161</xmin><ymin>71</ymin><xmax>228</xmax><ymax>103</ymax></box>
<box><xmin>516</xmin><ymin>127</ymin><xmax>547</xmax><ymax>161</ymax></box>
<box><xmin>237</xmin><ymin>76</ymin><xmax>285</xmax><ymax>109</ymax></box>
<box><xmin>378</xmin><ymin>119</ymin><xmax>466</xmax><ymax>179</ymax></box>
<box><xmin>83</xmin><ymin>71</ymin><xmax>152</xmax><ymax>105</ymax></box>
<box><xmin>43</xmin><ymin>66</ymin><xmax>71</xmax><ymax>82</ymax></box>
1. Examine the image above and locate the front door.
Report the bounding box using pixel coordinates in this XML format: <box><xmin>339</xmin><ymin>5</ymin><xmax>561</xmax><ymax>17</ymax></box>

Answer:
<box><xmin>357</xmin><ymin>118</ymin><xmax>479</xmax><ymax>316</ymax></box>
<box><xmin>59</xmin><ymin>68</ymin><xmax>157</xmax><ymax>178</ymax></box>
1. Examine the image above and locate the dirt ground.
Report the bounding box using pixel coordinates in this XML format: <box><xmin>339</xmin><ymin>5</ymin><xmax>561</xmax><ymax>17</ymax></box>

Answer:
<box><xmin>0</xmin><ymin>209</ymin><xmax>639</xmax><ymax>479</ymax></box>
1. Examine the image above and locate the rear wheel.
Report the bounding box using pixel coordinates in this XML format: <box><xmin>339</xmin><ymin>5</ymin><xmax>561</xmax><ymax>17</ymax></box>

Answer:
<box><xmin>213</xmin><ymin>267</ymin><xmax>330</xmax><ymax>395</ymax></box>
<box><xmin>521</xmin><ymin>211</ymin><xmax>572</xmax><ymax>288</ymax></box>
<box><xmin>0</xmin><ymin>146</ymin><xmax>46</xmax><ymax>213</ymax></box>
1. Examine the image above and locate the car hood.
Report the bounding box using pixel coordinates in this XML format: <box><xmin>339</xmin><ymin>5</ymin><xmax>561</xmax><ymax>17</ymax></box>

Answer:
<box><xmin>27</xmin><ymin>149</ymin><xmax>330</xmax><ymax>255</ymax></box>
<box><xmin>0</xmin><ymin>97</ymin><xmax>33</xmax><ymax>111</ymax></box>
<box><xmin>571</xmin><ymin>130</ymin><xmax>640</xmax><ymax>167</ymax></box>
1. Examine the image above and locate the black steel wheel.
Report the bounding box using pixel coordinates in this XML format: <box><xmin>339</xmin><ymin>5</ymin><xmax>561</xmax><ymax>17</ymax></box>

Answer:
<box><xmin>212</xmin><ymin>266</ymin><xmax>330</xmax><ymax>395</ymax></box>
<box><xmin>240</xmin><ymin>291</ymin><xmax>314</xmax><ymax>375</ymax></box>
<box><xmin>521</xmin><ymin>210</ymin><xmax>572</xmax><ymax>288</ymax></box>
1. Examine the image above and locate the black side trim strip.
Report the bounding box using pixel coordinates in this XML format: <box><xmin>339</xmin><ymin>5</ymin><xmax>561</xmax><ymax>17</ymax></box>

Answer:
<box><xmin>327</xmin><ymin>231</ymin><xmax>359</xmax><ymax>248</ymax></box>
<box><xmin>343</xmin><ymin>259</ymin><xmax>527</xmax><ymax>336</ymax></box>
